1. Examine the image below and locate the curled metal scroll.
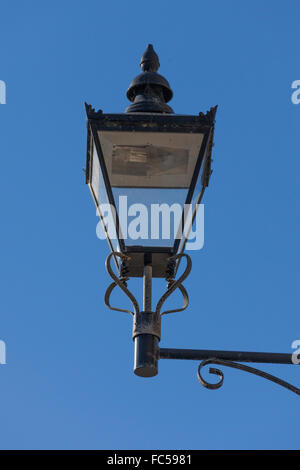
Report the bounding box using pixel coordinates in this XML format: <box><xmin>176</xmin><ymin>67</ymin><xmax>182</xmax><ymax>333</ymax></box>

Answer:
<box><xmin>197</xmin><ymin>358</ymin><xmax>300</xmax><ymax>396</ymax></box>
<box><xmin>156</xmin><ymin>254</ymin><xmax>192</xmax><ymax>316</ymax></box>
<box><xmin>105</xmin><ymin>252</ymin><xmax>139</xmax><ymax>316</ymax></box>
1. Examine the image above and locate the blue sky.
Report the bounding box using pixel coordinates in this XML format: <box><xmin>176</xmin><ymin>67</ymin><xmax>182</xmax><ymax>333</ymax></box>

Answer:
<box><xmin>0</xmin><ymin>0</ymin><xmax>300</xmax><ymax>450</ymax></box>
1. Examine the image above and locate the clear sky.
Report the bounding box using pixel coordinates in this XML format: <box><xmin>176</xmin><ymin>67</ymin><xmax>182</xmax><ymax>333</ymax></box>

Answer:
<box><xmin>0</xmin><ymin>0</ymin><xmax>300</xmax><ymax>450</ymax></box>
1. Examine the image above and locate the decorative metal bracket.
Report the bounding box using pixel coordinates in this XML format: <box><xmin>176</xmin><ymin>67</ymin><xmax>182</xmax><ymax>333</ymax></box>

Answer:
<box><xmin>197</xmin><ymin>358</ymin><xmax>300</xmax><ymax>395</ymax></box>
<box><xmin>160</xmin><ymin>348</ymin><xmax>300</xmax><ymax>396</ymax></box>
<box><xmin>104</xmin><ymin>251</ymin><xmax>300</xmax><ymax>395</ymax></box>
<box><xmin>104</xmin><ymin>252</ymin><xmax>191</xmax><ymax>318</ymax></box>
<box><xmin>104</xmin><ymin>252</ymin><xmax>139</xmax><ymax>316</ymax></box>
<box><xmin>156</xmin><ymin>253</ymin><xmax>191</xmax><ymax>316</ymax></box>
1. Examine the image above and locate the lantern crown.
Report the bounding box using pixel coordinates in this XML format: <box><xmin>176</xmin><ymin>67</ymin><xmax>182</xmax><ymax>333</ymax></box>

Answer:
<box><xmin>126</xmin><ymin>44</ymin><xmax>174</xmax><ymax>114</ymax></box>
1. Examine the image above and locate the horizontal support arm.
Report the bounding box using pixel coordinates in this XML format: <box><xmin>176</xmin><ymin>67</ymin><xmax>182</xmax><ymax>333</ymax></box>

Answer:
<box><xmin>159</xmin><ymin>348</ymin><xmax>296</xmax><ymax>364</ymax></box>
<box><xmin>160</xmin><ymin>347</ymin><xmax>300</xmax><ymax>395</ymax></box>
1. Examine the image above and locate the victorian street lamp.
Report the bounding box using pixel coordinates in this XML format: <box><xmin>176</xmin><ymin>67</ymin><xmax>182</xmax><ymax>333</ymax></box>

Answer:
<box><xmin>84</xmin><ymin>45</ymin><xmax>300</xmax><ymax>394</ymax></box>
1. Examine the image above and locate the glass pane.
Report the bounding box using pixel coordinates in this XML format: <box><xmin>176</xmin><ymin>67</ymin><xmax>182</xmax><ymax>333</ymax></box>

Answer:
<box><xmin>177</xmin><ymin>144</ymin><xmax>208</xmax><ymax>255</ymax></box>
<box><xmin>88</xmin><ymin>141</ymin><xmax>120</xmax><ymax>254</ymax></box>
<box><xmin>112</xmin><ymin>186</ymin><xmax>187</xmax><ymax>247</ymax></box>
<box><xmin>98</xmin><ymin>131</ymin><xmax>204</xmax><ymax>189</ymax></box>
<box><xmin>97</xmin><ymin>130</ymin><xmax>205</xmax><ymax>250</ymax></box>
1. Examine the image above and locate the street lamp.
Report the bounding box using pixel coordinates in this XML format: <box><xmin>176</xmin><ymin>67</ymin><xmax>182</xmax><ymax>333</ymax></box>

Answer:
<box><xmin>84</xmin><ymin>45</ymin><xmax>300</xmax><ymax>394</ymax></box>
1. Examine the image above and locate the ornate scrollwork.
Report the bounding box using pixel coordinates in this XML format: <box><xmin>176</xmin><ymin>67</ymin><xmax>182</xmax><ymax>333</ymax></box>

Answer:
<box><xmin>197</xmin><ymin>358</ymin><xmax>300</xmax><ymax>396</ymax></box>
<box><xmin>104</xmin><ymin>252</ymin><xmax>300</xmax><ymax>396</ymax></box>
<box><xmin>155</xmin><ymin>254</ymin><xmax>192</xmax><ymax>316</ymax></box>
<box><xmin>105</xmin><ymin>252</ymin><xmax>191</xmax><ymax>318</ymax></box>
<box><xmin>105</xmin><ymin>252</ymin><xmax>139</xmax><ymax>316</ymax></box>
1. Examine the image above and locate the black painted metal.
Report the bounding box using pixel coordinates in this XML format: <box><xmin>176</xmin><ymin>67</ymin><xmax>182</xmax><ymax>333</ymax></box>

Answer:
<box><xmin>126</xmin><ymin>44</ymin><xmax>174</xmax><ymax>113</ymax></box>
<box><xmin>85</xmin><ymin>109</ymin><xmax>215</xmax><ymax>130</ymax></box>
<box><xmin>104</xmin><ymin>252</ymin><xmax>139</xmax><ymax>315</ymax></box>
<box><xmin>160</xmin><ymin>348</ymin><xmax>300</xmax><ymax>395</ymax></box>
<box><xmin>197</xmin><ymin>358</ymin><xmax>300</xmax><ymax>396</ymax></box>
<box><xmin>133</xmin><ymin>254</ymin><xmax>159</xmax><ymax>377</ymax></box>
<box><xmin>134</xmin><ymin>334</ymin><xmax>159</xmax><ymax>377</ymax></box>
<box><xmin>159</xmin><ymin>348</ymin><xmax>295</xmax><ymax>364</ymax></box>
<box><xmin>156</xmin><ymin>254</ymin><xmax>191</xmax><ymax>316</ymax></box>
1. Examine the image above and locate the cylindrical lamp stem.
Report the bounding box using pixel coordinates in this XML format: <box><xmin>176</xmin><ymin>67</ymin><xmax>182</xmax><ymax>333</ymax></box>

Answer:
<box><xmin>133</xmin><ymin>257</ymin><xmax>159</xmax><ymax>377</ymax></box>
<box><xmin>143</xmin><ymin>264</ymin><xmax>152</xmax><ymax>311</ymax></box>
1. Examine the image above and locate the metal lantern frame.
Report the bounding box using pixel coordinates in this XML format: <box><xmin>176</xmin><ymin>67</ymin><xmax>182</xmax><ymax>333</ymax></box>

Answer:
<box><xmin>85</xmin><ymin>106</ymin><xmax>216</xmax><ymax>278</ymax></box>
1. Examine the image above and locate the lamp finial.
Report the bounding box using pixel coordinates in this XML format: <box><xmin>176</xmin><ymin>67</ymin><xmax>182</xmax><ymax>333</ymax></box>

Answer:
<box><xmin>140</xmin><ymin>44</ymin><xmax>160</xmax><ymax>72</ymax></box>
<box><xmin>126</xmin><ymin>44</ymin><xmax>173</xmax><ymax>113</ymax></box>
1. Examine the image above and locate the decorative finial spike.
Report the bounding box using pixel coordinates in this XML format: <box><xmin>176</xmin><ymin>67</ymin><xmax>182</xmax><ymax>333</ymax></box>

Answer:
<box><xmin>140</xmin><ymin>44</ymin><xmax>160</xmax><ymax>72</ymax></box>
<box><xmin>126</xmin><ymin>44</ymin><xmax>173</xmax><ymax>113</ymax></box>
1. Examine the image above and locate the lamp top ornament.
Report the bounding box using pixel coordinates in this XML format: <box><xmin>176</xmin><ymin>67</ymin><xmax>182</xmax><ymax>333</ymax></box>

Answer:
<box><xmin>126</xmin><ymin>44</ymin><xmax>174</xmax><ymax>114</ymax></box>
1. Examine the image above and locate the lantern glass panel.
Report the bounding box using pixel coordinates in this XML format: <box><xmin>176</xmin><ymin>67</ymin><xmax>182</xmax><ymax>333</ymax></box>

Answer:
<box><xmin>88</xmin><ymin>140</ymin><xmax>120</xmax><ymax>254</ymax></box>
<box><xmin>176</xmin><ymin>141</ymin><xmax>209</xmax><ymax>254</ymax></box>
<box><xmin>98</xmin><ymin>130</ymin><xmax>204</xmax><ymax>248</ymax></box>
